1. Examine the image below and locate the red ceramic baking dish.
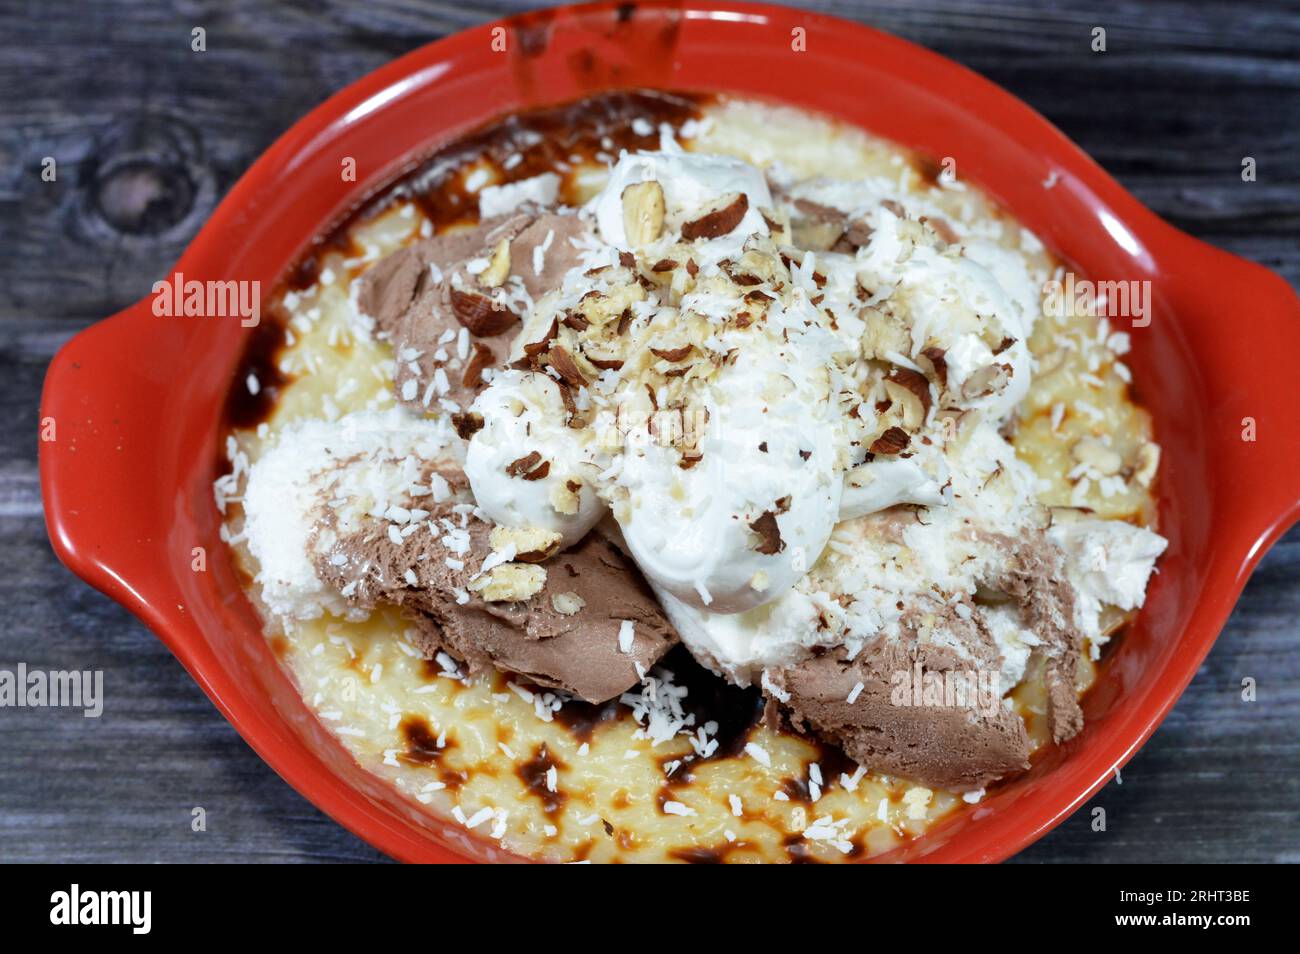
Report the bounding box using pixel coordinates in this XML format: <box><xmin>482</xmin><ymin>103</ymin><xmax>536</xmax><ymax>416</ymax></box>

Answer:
<box><xmin>39</xmin><ymin>0</ymin><xmax>1300</xmax><ymax>863</ymax></box>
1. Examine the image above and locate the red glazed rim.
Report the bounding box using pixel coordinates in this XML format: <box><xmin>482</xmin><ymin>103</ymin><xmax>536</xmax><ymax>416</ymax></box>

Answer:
<box><xmin>40</xmin><ymin>1</ymin><xmax>1300</xmax><ymax>863</ymax></box>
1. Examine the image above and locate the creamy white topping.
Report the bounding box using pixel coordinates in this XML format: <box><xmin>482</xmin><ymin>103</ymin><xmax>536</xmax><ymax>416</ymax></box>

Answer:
<box><xmin>463</xmin><ymin>370</ymin><xmax>606</xmax><ymax>548</ymax></box>
<box><xmin>1048</xmin><ymin>518</ymin><xmax>1168</xmax><ymax>640</ymax></box>
<box><xmin>248</xmin><ymin>139</ymin><xmax>1167</xmax><ymax>697</ymax></box>
<box><xmin>592</xmin><ymin>148</ymin><xmax>772</xmax><ymax>261</ymax></box>
<box><xmin>464</xmin><ymin>149</ymin><xmax>857</xmax><ymax>613</ymax></box>
<box><xmin>242</xmin><ymin>409</ymin><xmax>458</xmax><ymax>621</ymax></box>
<box><xmin>615</xmin><ymin>329</ymin><xmax>844</xmax><ymax>611</ymax></box>
<box><xmin>478</xmin><ymin>172</ymin><xmax>561</xmax><ymax>218</ymax></box>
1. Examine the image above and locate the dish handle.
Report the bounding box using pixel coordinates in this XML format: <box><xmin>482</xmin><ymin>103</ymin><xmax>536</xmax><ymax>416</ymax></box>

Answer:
<box><xmin>1174</xmin><ymin>242</ymin><xmax>1300</xmax><ymax>559</ymax></box>
<box><xmin>39</xmin><ymin>297</ymin><xmax>194</xmax><ymax>636</ymax></box>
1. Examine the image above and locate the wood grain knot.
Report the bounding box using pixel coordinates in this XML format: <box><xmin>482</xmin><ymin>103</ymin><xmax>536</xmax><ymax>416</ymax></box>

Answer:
<box><xmin>82</xmin><ymin>115</ymin><xmax>210</xmax><ymax>238</ymax></box>
<box><xmin>93</xmin><ymin>159</ymin><xmax>195</xmax><ymax>234</ymax></box>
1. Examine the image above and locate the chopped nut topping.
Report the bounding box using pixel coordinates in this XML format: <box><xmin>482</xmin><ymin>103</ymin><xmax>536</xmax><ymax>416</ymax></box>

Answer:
<box><xmin>576</xmin><ymin>283</ymin><xmax>647</xmax><ymax>328</ymax></box>
<box><xmin>841</xmin><ymin>218</ymin><xmax>874</xmax><ymax>249</ymax></box>
<box><xmin>520</xmin><ymin>317</ymin><xmax>560</xmax><ymax>359</ymax></box>
<box><xmin>921</xmin><ymin>346</ymin><xmax>948</xmax><ymax>389</ymax></box>
<box><xmin>759</xmin><ymin>207</ymin><xmax>791</xmax><ymax>244</ymax></box>
<box><xmin>961</xmin><ymin>362</ymin><xmax>1012</xmax><ymax>400</ymax></box>
<box><xmin>682</xmin><ymin>192</ymin><xmax>749</xmax><ymax>240</ymax></box>
<box><xmin>451</xmin><ymin>411</ymin><xmax>485</xmax><ymax>439</ymax></box>
<box><xmin>791</xmin><ymin>220</ymin><xmax>842</xmax><ymax>252</ymax></box>
<box><xmin>888</xmin><ymin>366</ymin><xmax>933</xmax><ymax>415</ymax></box>
<box><xmin>477</xmin><ymin>238</ymin><xmax>511</xmax><ymax>288</ymax></box>
<box><xmin>505</xmin><ymin>451</ymin><xmax>551</xmax><ymax>481</ymax></box>
<box><xmin>749</xmin><ymin>510</ymin><xmax>785</xmax><ymax>555</ymax></box>
<box><xmin>884</xmin><ymin>368</ymin><xmax>931</xmax><ymax>429</ymax></box>
<box><xmin>461</xmin><ymin>342</ymin><xmax>495</xmax><ymax>389</ymax></box>
<box><xmin>548</xmin><ymin>345</ymin><xmax>589</xmax><ymax>387</ymax></box>
<box><xmin>921</xmin><ymin>216</ymin><xmax>960</xmax><ymax>245</ymax></box>
<box><xmin>622</xmin><ymin>180</ymin><xmax>666</xmax><ymax>247</ymax></box>
<box><xmin>469</xmin><ymin>562</ymin><xmax>547</xmax><ymax>602</ymax></box>
<box><xmin>550</xmin><ymin>477</ymin><xmax>582</xmax><ymax>515</ymax></box>
<box><xmin>584</xmin><ymin>346</ymin><xmax>625</xmax><ymax>371</ymax></box>
<box><xmin>870</xmin><ymin>426</ymin><xmax>911</xmax><ymax>455</ymax></box>
<box><xmin>489</xmin><ymin>524</ymin><xmax>563</xmax><ymax>563</ymax></box>
<box><xmin>451</xmin><ymin>288</ymin><xmax>518</xmax><ymax>337</ymax></box>
<box><xmin>650</xmin><ymin>344</ymin><xmax>693</xmax><ymax>362</ymax></box>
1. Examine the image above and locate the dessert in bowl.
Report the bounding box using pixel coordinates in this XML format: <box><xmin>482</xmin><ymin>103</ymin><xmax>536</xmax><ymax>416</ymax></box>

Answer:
<box><xmin>40</xmin><ymin>2</ymin><xmax>1300</xmax><ymax>863</ymax></box>
<box><xmin>215</xmin><ymin>92</ymin><xmax>1165</xmax><ymax>862</ymax></box>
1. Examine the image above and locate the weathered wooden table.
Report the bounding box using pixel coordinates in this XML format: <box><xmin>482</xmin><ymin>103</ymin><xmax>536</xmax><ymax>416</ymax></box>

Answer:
<box><xmin>1</xmin><ymin>0</ymin><xmax>1296</xmax><ymax>863</ymax></box>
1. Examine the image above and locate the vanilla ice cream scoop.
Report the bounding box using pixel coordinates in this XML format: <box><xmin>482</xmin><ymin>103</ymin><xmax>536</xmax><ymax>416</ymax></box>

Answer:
<box><xmin>614</xmin><ymin>335</ymin><xmax>843</xmax><ymax>614</ymax></box>
<box><xmin>463</xmin><ymin>370</ymin><xmax>607</xmax><ymax>547</ymax></box>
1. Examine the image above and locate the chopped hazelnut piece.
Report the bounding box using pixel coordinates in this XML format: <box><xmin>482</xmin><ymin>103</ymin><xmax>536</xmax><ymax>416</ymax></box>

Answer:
<box><xmin>921</xmin><ymin>216</ymin><xmax>960</xmax><ymax>245</ymax></box>
<box><xmin>759</xmin><ymin>207</ymin><xmax>791</xmax><ymax>244</ymax></box>
<box><xmin>791</xmin><ymin>220</ymin><xmax>842</xmax><ymax>252</ymax></box>
<box><xmin>489</xmin><ymin>525</ymin><xmax>563</xmax><ymax>563</ymax></box>
<box><xmin>505</xmin><ymin>451</ymin><xmax>551</xmax><ymax>481</ymax></box>
<box><xmin>961</xmin><ymin>362</ymin><xmax>1012</xmax><ymax>400</ymax></box>
<box><xmin>682</xmin><ymin>193</ymin><xmax>749</xmax><ymax>240</ymax></box>
<box><xmin>451</xmin><ymin>411</ymin><xmax>484</xmax><ymax>439</ymax></box>
<box><xmin>477</xmin><ymin>238</ymin><xmax>511</xmax><ymax>289</ymax></box>
<box><xmin>622</xmin><ymin>180</ymin><xmax>666</xmax><ymax>247</ymax></box>
<box><xmin>884</xmin><ymin>370</ymin><xmax>930</xmax><ymax>429</ymax></box>
<box><xmin>749</xmin><ymin>510</ymin><xmax>785</xmax><ymax>555</ymax></box>
<box><xmin>469</xmin><ymin>563</ymin><xmax>547</xmax><ymax>602</ymax></box>
<box><xmin>920</xmin><ymin>347</ymin><xmax>948</xmax><ymax>389</ymax></box>
<box><xmin>548</xmin><ymin>345</ymin><xmax>589</xmax><ymax>387</ymax></box>
<box><xmin>888</xmin><ymin>366</ymin><xmax>933</xmax><ymax>415</ymax></box>
<box><xmin>519</xmin><ymin>317</ymin><xmax>560</xmax><ymax>359</ymax></box>
<box><xmin>550</xmin><ymin>477</ymin><xmax>582</xmax><ymax>515</ymax></box>
<box><xmin>870</xmin><ymin>426</ymin><xmax>911</xmax><ymax>455</ymax></box>
<box><xmin>461</xmin><ymin>342</ymin><xmax>495</xmax><ymax>389</ymax></box>
<box><xmin>650</xmin><ymin>344</ymin><xmax>693</xmax><ymax>362</ymax></box>
<box><xmin>450</xmin><ymin>288</ymin><xmax>518</xmax><ymax>337</ymax></box>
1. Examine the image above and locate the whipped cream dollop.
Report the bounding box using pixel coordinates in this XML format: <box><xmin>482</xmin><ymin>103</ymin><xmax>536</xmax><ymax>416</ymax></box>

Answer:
<box><xmin>614</xmin><ymin>320</ymin><xmax>846</xmax><ymax>612</ymax></box>
<box><xmin>463</xmin><ymin>369</ymin><xmax>606</xmax><ymax>548</ymax></box>
<box><xmin>591</xmin><ymin>149</ymin><xmax>773</xmax><ymax>260</ymax></box>
<box><xmin>462</xmin><ymin>148</ymin><xmax>855</xmax><ymax>614</ymax></box>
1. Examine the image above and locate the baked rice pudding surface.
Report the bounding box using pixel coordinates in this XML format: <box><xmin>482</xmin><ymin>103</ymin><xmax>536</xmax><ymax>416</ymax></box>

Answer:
<box><xmin>216</xmin><ymin>93</ymin><xmax>1159</xmax><ymax>863</ymax></box>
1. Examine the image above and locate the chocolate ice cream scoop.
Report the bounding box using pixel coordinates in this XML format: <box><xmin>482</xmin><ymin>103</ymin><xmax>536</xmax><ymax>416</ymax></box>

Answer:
<box><xmin>312</xmin><ymin>468</ymin><xmax>677</xmax><ymax>703</ymax></box>
<box><xmin>768</xmin><ymin>605</ymin><xmax>1031</xmax><ymax>791</ymax></box>
<box><xmin>982</xmin><ymin>533</ymin><xmax>1085</xmax><ymax>743</ymax></box>
<box><xmin>353</xmin><ymin>209</ymin><xmax>590</xmax><ymax>413</ymax></box>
